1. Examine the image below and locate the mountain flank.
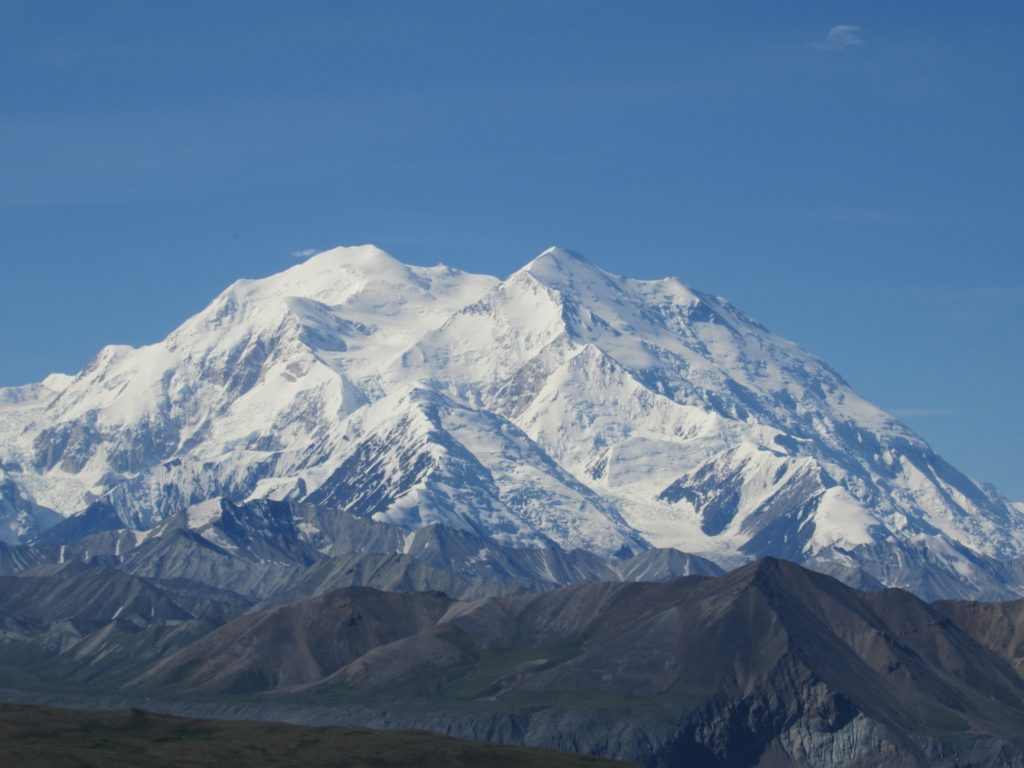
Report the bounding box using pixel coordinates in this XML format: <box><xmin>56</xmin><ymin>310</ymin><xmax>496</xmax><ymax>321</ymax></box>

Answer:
<box><xmin>2</xmin><ymin>559</ymin><xmax>1021</xmax><ymax>766</ymax></box>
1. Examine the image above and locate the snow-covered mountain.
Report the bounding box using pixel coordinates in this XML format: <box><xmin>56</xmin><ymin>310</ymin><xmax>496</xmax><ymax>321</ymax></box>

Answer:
<box><xmin>1</xmin><ymin>245</ymin><xmax>1021</xmax><ymax>598</ymax></box>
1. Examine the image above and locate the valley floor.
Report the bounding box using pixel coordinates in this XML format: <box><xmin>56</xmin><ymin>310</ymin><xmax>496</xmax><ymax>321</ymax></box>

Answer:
<box><xmin>0</xmin><ymin>702</ymin><xmax>632</xmax><ymax>768</ymax></box>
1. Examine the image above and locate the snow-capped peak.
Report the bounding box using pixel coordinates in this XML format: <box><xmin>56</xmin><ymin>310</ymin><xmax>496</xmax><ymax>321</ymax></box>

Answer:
<box><xmin>523</xmin><ymin>245</ymin><xmax>593</xmax><ymax>273</ymax></box>
<box><xmin>2</xmin><ymin>244</ymin><xmax>1021</xmax><ymax>599</ymax></box>
<box><xmin>520</xmin><ymin>245</ymin><xmax>623</xmax><ymax>297</ymax></box>
<box><xmin>41</xmin><ymin>373</ymin><xmax>74</xmax><ymax>393</ymax></box>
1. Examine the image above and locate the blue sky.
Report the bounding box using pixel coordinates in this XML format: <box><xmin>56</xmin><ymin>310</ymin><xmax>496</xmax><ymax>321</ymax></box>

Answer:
<box><xmin>1</xmin><ymin>1</ymin><xmax>1022</xmax><ymax>497</ymax></box>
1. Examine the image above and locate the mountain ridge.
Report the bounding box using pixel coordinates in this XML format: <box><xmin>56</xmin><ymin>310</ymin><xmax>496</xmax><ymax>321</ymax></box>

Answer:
<box><xmin>1</xmin><ymin>245</ymin><xmax>1020</xmax><ymax>599</ymax></box>
<box><xmin>4</xmin><ymin>558</ymin><xmax>1020</xmax><ymax>767</ymax></box>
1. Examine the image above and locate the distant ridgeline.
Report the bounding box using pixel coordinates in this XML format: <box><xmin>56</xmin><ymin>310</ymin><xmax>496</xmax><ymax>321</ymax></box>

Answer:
<box><xmin>1</xmin><ymin>540</ymin><xmax>1024</xmax><ymax>766</ymax></box>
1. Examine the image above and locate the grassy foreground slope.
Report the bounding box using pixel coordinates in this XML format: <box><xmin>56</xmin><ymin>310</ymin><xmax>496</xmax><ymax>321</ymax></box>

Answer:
<box><xmin>0</xmin><ymin>703</ymin><xmax>632</xmax><ymax>768</ymax></box>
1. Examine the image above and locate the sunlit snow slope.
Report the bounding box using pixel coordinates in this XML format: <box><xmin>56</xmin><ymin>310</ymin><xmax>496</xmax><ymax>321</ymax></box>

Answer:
<box><xmin>1</xmin><ymin>245</ymin><xmax>1021</xmax><ymax>598</ymax></box>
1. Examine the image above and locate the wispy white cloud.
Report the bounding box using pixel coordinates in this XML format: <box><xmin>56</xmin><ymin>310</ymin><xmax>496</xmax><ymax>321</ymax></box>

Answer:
<box><xmin>291</xmin><ymin>248</ymin><xmax>319</xmax><ymax>260</ymax></box>
<box><xmin>815</xmin><ymin>25</ymin><xmax>866</xmax><ymax>51</ymax></box>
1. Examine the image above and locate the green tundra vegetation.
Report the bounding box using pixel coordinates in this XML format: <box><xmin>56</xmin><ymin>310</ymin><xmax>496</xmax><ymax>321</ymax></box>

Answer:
<box><xmin>0</xmin><ymin>703</ymin><xmax>633</xmax><ymax>768</ymax></box>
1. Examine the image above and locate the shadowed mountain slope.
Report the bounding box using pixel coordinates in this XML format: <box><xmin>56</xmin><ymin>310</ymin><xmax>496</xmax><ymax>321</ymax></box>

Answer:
<box><xmin>119</xmin><ymin>559</ymin><xmax>1024</xmax><ymax>766</ymax></box>
<box><xmin>0</xmin><ymin>564</ymin><xmax>252</xmax><ymax>687</ymax></box>
<box><xmin>7</xmin><ymin>498</ymin><xmax>722</xmax><ymax>602</ymax></box>
<box><xmin>935</xmin><ymin>597</ymin><xmax>1024</xmax><ymax>676</ymax></box>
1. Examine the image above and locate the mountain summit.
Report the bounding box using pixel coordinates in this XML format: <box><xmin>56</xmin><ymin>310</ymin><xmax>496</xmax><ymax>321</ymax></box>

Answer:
<box><xmin>1</xmin><ymin>245</ymin><xmax>1021</xmax><ymax>598</ymax></box>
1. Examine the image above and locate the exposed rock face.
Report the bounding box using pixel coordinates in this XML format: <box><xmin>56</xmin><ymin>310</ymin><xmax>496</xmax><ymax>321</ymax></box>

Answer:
<box><xmin>0</xmin><ymin>498</ymin><xmax>722</xmax><ymax>602</ymax></box>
